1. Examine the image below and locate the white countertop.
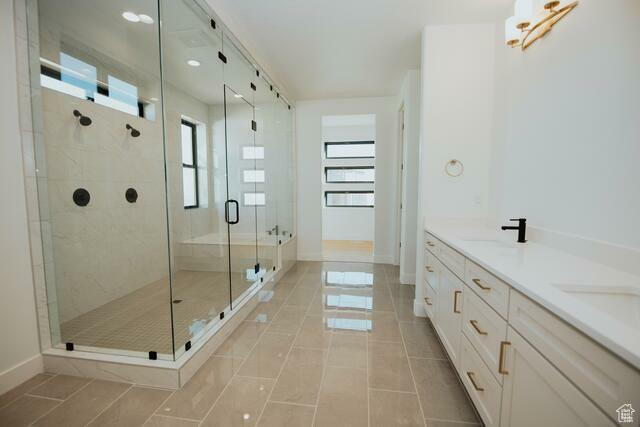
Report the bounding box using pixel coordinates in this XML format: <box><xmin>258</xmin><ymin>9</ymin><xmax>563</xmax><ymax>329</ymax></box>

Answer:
<box><xmin>424</xmin><ymin>219</ymin><xmax>640</xmax><ymax>371</ymax></box>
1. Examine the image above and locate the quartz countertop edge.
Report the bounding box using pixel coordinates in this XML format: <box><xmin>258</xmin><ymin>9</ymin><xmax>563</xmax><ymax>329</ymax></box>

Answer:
<box><xmin>424</xmin><ymin>220</ymin><xmax>640</xmax><ymax>371</ymax></box>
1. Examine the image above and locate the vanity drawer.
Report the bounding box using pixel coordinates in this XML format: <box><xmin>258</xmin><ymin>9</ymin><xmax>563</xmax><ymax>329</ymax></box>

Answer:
<box><xmin>424</xmin><ymin>232</ymin><xmax>440</xmax><ymax>255</ymax></box>
<box><xmin>509</xmin><ymin>291</ymin><xmax>640</xmax><ymax>417</ymax></box>
<box><xmin>424</xmin><ymin>250</ymin><xmax>439</xmax><ymax>291</ymax></box>
<box><xmin>462</xmin><ymin>287</ymin><xmax>508</xmax><ymax>383</ymax></box>
<box><xmin>460</xmin><ymin>335</ymin><xmax>502</xmax><ymax>427</ymax></box>
<box><xmin>422</xmin><ymin>281</ymin><xmax>436</xmax><ymax>319</ymax></box>
<box><xmin>465</xmin><ymin>260</ymin><xmax>510</xmax><ymax>318</ymax></box>
<box><xmin>439</xmin><ymin>243</ymin><xmax>466</xmax><ymax>280</ymax></box>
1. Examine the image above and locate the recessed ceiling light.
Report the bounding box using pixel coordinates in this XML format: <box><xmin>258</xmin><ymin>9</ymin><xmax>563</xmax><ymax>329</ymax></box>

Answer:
<box><xmin>122</xmin><ymin>11</ymin><xmax>140</xmax><ymax>23</ymax></box>
<box><xmin>187</xmin><ymin>59</ymin><xmax>201</xmax><ymax>67</ymax></box>
<box><xmin>138</xmin><ymin>14</ymin><xmax>154</xmax><ymax>24</ymax></box>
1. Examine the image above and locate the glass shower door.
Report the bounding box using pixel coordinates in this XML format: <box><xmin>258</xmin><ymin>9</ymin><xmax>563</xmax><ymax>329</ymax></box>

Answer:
<box><xmin>254</xmin><ymin>77</ymin><xmax>279</xmax><ymax>274</ymax></box>
<box><xmin>224</xmin><ymin>85</ymin><xmax>259</xmax><ymax>306</ymax></box>
<box><xmin>159</xmin><ymin>0</ymin><xmax>230</xmax><ymax>356</ymax></box>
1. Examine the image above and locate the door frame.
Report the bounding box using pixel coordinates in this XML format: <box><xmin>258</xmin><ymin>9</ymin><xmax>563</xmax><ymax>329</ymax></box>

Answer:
<box><xmin>394</xmin><ymin>106</ymin><xmax>405</xmax><ymax>265</ymax></box>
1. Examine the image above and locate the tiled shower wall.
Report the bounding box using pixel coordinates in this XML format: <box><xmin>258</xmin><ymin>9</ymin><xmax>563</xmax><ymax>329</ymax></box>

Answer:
<box><xmin>13</xmin><ymin>0</ymin><xmax>53</xmax><ymax>351</ymax></box>
<box><xmin>40</xmin><ymin>89</ymin><xmax>170</xmax><ymax>323</ymax></box>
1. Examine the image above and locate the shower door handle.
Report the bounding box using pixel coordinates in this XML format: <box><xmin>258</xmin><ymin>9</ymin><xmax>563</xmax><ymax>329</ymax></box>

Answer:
<box><xmin>225</xmin><ymin>199</ymin><xmax>239</xmax><ymax>225</ymax></box>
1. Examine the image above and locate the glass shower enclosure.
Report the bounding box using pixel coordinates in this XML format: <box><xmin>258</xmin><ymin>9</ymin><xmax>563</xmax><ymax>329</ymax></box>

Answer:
<box><xmin>27</xmin><ymin>0</ymin><xmax>295</xmax><ymax>361</ymax></box>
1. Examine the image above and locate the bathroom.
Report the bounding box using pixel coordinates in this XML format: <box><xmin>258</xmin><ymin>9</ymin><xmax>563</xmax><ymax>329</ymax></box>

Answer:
<box><xmin>0</xmin><ymin>0</ymin><xmax>638</xmax><ymax>426</ymax></box>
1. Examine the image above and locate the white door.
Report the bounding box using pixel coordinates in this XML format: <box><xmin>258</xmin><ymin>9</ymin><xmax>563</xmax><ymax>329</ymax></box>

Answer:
<box><xmin>434</xmin><ymin>267</ymin><xmax>464</xmax><ymax>369</ymax></box>
<box><xmin>500</xmin><ymin>326</ymin><xmax>615</xmax><ymax>427</ymax></box>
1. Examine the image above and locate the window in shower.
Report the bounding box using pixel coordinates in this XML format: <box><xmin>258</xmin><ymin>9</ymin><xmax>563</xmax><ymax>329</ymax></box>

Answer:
<box><xmin>40</xmin><ymin>53</ymin><xmax>148</xmax><ymax>118</ymax></box>
<box><xmin>242</xmin><ymin>145</ymin><xmax>264</xmax><ymax>160</ymax></box>
<box><xmin>243</xmin><ymin>169</ymin><xmax>265</xmax><ymax>183</ymax></box>
<box><xmin>182</xmin><ymin>119</ymin><xmax>199</xmax><ymax>208</ymax></box>
<box><xmin>243</xmin><ymin>192</ymin><xmax>266</xmax><ymax>206</ymax></box>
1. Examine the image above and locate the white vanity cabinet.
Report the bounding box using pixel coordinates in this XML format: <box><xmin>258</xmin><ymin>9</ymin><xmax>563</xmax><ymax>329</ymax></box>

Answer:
<box><xmin>434</xmin><ymin>266</ymin><xmax>465</xmax><ymax>369</ymax></box>
<box><xmin>500</xmin><ymin>326</ymin><xmax>615</xmax><ymax>427</ymax></box>
<box><xmin>422</xmin><ymin>230</ymin><xmax>640</xmax><ymax>427</ymax></box>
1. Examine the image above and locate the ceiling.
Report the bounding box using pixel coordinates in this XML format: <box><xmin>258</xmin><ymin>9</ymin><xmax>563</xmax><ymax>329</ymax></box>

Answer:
<box><xmin>206</xmin><ymin>0</ymin><xmax>512</xmax><ymax>101</ymax></box>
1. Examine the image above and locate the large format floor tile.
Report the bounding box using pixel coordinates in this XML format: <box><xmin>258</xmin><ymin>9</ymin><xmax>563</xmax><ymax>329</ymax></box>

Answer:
<box><xmin>256</xmin><ymin>402</ymin><xmax>314</xmax><ymax>427</ymax></box>
<box><xmin>369</xmin><ymin>389</ymin><xmax>425</xmax><ymax>427</ymax></box>
<box><xmin>87</xmin><ymin>386</ymin><xmax>171</xmax><ymax>427</ymax></box>
<box><xmin>410</xmin><ymin>358</ymin><xmax>478</xmax><ymax>424</ymax></box>
<box><xmin>34</xmin><ymin>380</ymin><xmax>130</xmax><ymax>427</ymax></box>
<box><xmin>201</xmin><ymin>376</ymin><xmax>274</xmax><ymax>427</ymax></box>
<box><xmin>237</xmin><ymin>333</ymin><xmax>295</xmax><ymax>378</ymax></box>
<box><xmin>314</xmin><ymin>366</ymin><xmax>368</xmax><ymax>427</ymax></box>
<box><xmin>29</xmin><ymin>374</ymin><xmax>91</xmax><ymax>400</ymax></box>
<box><xmin>5</xmin><ymin>261</ymin><xmax>481</xmax><ymax>426</ymax></box>
<box><xmin>0</xmin><ymin>395</ymin><xmax>60</xmax><ymax>427</ymax></box>
<box><xmin>270</xmin><ymin>347</ymin><xmax>326</xmax><ymax>405</ymax></box>
<box><xmin>368</xmin><ymin>340</ymin><xmax>415</xmax><ymax>392</ymax></box>
<box><xmin>327</xmin><ymin>333</ymin><xmax>367</xmax><ymax>369</ymax></box>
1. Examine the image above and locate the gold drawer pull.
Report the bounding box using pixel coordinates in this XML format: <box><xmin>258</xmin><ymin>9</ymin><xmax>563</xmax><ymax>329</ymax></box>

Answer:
<box><xmin>426</xmin><ymin>266</ymin><xmax>434</xmax><ymax>273</ymax></box>
<box><xmin>427</xmin><ymin>241</ymin><xmax>435</xmax><ymax>247</ymax></box>
<box><xmin>424</xmin><ymin>297</ymin><xmax>432</xmax><ymax>306</ymax></box>
<box><xmin>472</xmin><ymin>278</ymin><xmax>491</xmax><ymax>291</ymax></box>
<box><xmin>466</xmin><ymin>371</ymin><xmax>484</xmax><ymax>391</ymax></box>
<box><xmin>469</xmin><ymin>320</ymin><xmax>488</xmax><ymax>335</ymax></box>
<box><xmin>499</xmin><ymin>341</ymin><xmax>511</xmax><ymax>375</ymax></box>
<box><xmin>453</xmin><ymin>291</ymin><xmax>462</xmax><ymax>313</ymax></box>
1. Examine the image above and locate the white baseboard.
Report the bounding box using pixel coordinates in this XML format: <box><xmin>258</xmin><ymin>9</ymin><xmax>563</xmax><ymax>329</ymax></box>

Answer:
<box><xmin>297</xmin><ymin>252</ymin><xmax>323</xmax><ymax>261</ymax></box>
<box><xmin>413</xmin><ymin>299</ymin><xmax>426</xmax><ymax>318</ymax></box>
<box><xmin>0</xmin><ymin>354</ymin><xmax>44</xmax><ymax>395</ymax></box>
<box><xmin>400</xmin><ymin>273</ymin><xmax>415</xmax><ymax>285</ymax></box>
<box><xmin>373</xmin><ymin>255</ymin><xmax>394</xmax><ymax>264</ymax></box>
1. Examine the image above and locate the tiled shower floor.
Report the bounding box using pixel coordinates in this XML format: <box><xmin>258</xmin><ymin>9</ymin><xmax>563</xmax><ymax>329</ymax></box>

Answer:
<box><xmin>59</xmin><ymin>270</ymin><xmax>259</xmax><ymax>356</ymax></box>
<box><xmin>1</xmin><ymin>261</ymin><xmax>480</xmax><ymax>426</ymax></box>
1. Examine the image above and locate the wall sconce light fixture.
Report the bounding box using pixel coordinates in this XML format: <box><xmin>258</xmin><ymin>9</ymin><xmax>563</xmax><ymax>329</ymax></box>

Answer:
<box><xmin>505</xmin><ymin>0</ymin><xmax>578</xmax><ymax>50</ymax></box>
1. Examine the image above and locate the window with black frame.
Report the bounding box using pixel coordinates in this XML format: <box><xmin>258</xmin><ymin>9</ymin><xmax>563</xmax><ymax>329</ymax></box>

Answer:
<box><xmin>325</xmin><ymin>191</ymin><xmax>375</xmax><ymax>207</ymax></box>
<box><xmin>324</xmin><ymin>141</ymin><xmax>375</xmax><ymax>159</ymax></box>
<box><xmin>181</xmin><ymin>119</ymin><xmax>199</xmax><ymax>208</ymax></box>
<box><xmin>325</xmin><ymin>166</ymin><xmax>375</xmax><ymax>183</ymax></box>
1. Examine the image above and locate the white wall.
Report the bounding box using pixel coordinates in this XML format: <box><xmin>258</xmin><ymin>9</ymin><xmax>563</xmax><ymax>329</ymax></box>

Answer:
<box><xmin>420</xmin><ymin>24</ymin><xmax>496</xmax><ymax>221</ymax></box>
<box><xmin>0</xmin><ymin>0</ymin><xmax>43</xmax><ymax>393</ymax></box>
<box><xmin>415</xmin><ymin>23</ymin><xmax>497</xmax><ymax>314</ymax></box>
<box><xmin>296</xmin><ymin>97</ymin><xmax>398</xmax><ymax>262</ymax></box>
<box><xmin>489</xmin><ymin>0</ymin><xmax>640</xmax><ymax>251</ymax></box>
<box><xmin>398</xmin><ymin>70</ymin><xmax>420</xmax><ymax>284</ymax></box>
<box><xmin>322</xmin><ymin>208</ymin><xmax>375</xmax><ymax>241</ymax></box>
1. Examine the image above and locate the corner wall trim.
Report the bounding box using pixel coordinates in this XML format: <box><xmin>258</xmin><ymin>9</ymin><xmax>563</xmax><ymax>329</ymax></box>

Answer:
<box><xmin>413</xmin><ymin>299</ymin><xmax>427</xmax><ymax>318</ymax></box>
<box><xmin>0</xmin><ymin>354</ymin><xmax>44</xmax><ymax>396</ymax></box>
<box><xmin>400</xmin><ymin>273</ymin><xmax>416</xmax><ymax>285</ymax></box>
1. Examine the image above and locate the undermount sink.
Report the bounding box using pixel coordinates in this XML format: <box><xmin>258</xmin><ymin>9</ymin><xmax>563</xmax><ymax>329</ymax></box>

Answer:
<box><xmin>552</xmin><ymin>284</ymin><xmax>640</xmax><ymax>328</ymax></box>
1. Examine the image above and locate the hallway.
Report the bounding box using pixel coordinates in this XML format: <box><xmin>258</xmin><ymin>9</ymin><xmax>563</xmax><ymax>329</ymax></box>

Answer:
<box><xmin>0</xmin><ymin>261</ymin><xmax>478</xmax><ymax>426</ymax></box>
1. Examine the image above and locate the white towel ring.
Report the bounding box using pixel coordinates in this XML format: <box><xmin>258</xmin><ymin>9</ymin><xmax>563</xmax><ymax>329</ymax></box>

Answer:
<box><xmin>445</xmin><ymin>159</ymin><xmax>464</xmax><ymax>177</ymax></box>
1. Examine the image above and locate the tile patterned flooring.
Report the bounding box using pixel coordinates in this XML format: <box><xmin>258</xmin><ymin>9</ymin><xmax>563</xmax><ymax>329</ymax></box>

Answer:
<box><xmin>1</xmin><ymin>261</ymin><xmax>480</xmax><ymax>427</ymax></box>
<box><xmin>59</xmin><ymin>270</ymin><xmax>261</xmax><ymax>356</ymax></box>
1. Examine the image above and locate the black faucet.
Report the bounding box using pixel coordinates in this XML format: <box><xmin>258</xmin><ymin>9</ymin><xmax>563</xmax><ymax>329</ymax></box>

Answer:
<box><xmin>501</xmin><ymin>218</ymin><xmax>527</xmax><ymax>243</ymax></box>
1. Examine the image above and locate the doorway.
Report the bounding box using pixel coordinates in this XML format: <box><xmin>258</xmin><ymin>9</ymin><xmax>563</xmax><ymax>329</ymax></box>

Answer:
<box><xmin>321</xmin><ymin>114</ymin><xmax>376</xmax><ymax>262</ymax></box>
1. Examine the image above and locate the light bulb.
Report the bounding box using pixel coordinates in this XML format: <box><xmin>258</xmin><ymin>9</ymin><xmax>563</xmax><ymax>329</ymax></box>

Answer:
<box><xmin>504</xmin><ymin>16</ymin><xmax>521</xmax><ymax>46</ymax></box>
<box><xmin>138</xmin><ymin>14</ymin><xmax>154</xmax><ymax>24</ymax></box>
<box><xmin>122</xmin><ymin>11</ymin><xmax>140</xmax><ymax>23</ymax></box>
